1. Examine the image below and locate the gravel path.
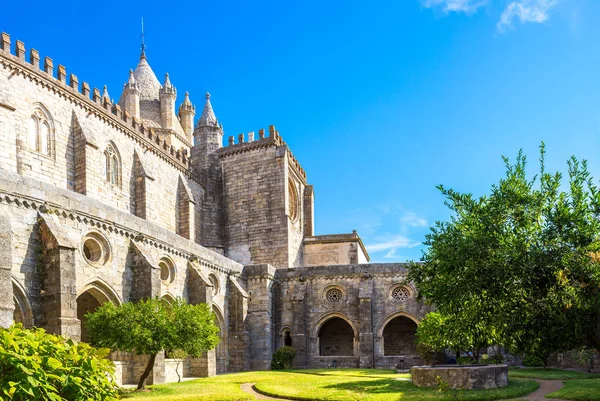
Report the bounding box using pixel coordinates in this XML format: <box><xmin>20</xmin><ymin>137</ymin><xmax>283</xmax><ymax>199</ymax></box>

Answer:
<box><xmin>519</xmin><ymin>379</ymin><xmax>565</xmax><ymax>401</ymax></box>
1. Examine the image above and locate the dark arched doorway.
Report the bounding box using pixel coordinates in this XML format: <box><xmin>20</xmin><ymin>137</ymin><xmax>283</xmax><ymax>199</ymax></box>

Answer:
<box><xmin>318</xmin><ymin>317</ymin><xmax>354</xmax><ymax>356</ymax></box>
<box><xmin>383</xmin><ymin>316</ymin><xmax>418</xmax><ymax>356</ymax></box>
<box><xmin>77</xmin><ymin>291</ymin><xmax>102</xmax><ymax>343</ymax></box>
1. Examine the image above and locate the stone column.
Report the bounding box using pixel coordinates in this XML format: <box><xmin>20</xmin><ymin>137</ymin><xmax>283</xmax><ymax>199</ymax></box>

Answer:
<box><xmin>227</xmin><ymin>275</ymin><xmax>249</xmax><ymax>372</ymax></box>
<box><xmin>291</xmin><ymin>279</ymin><xmax>308</xmax><ymax>367</ymax></box>
<box><xmin>128</xmin><ymin>241</ymin><xmax>161</xmax><ymax>302</ymax></box>
<box><xmin>39</xmin><ymin>214</ymin><xmax>80</xmax><ymax>340</ymax></box>
<box><xmin>245</xmin><ymin>264</ymin><xmax>276</xmax><ymax>370</ymax></box>
<box><xmin>128</xmin><ymin>240</ymin><xmax>163</xmax><ymax>384</ymax></box>
<box><xmin>186</xmin><ymin>260</ymin><xmax>216</xmax><ymax>377</ymax></box>
<box><xmin>358</xmin><ymin>274</ymin><xmax>374</xmax><ymax>368</ymax></box>
<box><xmin>0</xmin><ymin>213</ymin><xmax>14</xmax><ymax>328</ymax></box>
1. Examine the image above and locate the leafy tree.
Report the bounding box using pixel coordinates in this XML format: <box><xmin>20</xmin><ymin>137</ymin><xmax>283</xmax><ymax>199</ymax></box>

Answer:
<box><xmin>86</xmin><ymin>297</ymin><xmax>220</xmax><ymax>390</ymax></box>
<box><xmin>0</xmin><ymin>324</ymin><xmax>119</xmax><ymax>401</ymax></box>
<box><xmin>409</xmin><ymin>144</ymin><xmax>600</xmax><ymax>362</ymax></box>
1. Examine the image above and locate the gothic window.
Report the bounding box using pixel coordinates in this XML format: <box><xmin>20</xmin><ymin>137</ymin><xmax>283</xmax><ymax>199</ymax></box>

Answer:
<box><xmin>104</xmin><ymin>144</ymin><xmax>121</xmax><ymax>186</ymax></box>
<box><xmin>325</xmin><ymin>288</ymin><xmax>343</xmax><ymax>304</ymax></box>
<box><xmin>159</xmin><ymin>257</ymin><xmax>176</xmax><ymax>285</ymax></box>
<box><xmin>28</xmin><ymin>108</ymin><xmax>52</xmax><ymax>156</ymax></box>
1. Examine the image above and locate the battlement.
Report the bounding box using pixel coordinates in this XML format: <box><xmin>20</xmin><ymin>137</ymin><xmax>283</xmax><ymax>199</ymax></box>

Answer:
<box><xmin>220</xmin><ymin>125</ymin><xmax>307</xmax><ymax>181</ymax></box>
<box><xmin>0</xmin><ymin>32</ymin><xmax>190</xmax><ymax>172</ymax></box>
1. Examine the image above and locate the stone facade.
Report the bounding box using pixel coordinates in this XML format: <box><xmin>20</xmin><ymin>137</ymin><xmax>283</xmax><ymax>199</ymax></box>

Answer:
<box><xmin>0</xmin><ymin>32</ymin><xmax>430</xmax><ymax>384</ymax></box>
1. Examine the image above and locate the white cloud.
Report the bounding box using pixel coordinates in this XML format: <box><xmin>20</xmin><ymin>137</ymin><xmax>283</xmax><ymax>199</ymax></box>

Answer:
<box><xmin>497</xmin><ymin>0</ymin><xmax>559</xmax><ymax>31</ymax></box>
<box><xmin>401</xmin><ymin>212</ymin><xmax>429</xmax><ymax>228</ymax></box>
<box><xmin>422</xmin><ymin>0</ymin><xmax>488</xmax><ymax>13</ymax></box>
<box><xmin>366</xmin><ymin>235</ymin><xmax>422</xmax><ymax>253</ymax></box>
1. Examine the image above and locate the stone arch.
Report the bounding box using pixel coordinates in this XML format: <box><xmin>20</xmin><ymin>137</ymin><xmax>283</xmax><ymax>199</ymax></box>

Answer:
<box><xmin>104</xmin><ymin>141</ymin><xmax>122</xmax><ymax>187</ymax></box>
<box><xmin>162</xmin><ymin>293</ymin><xmax>177</xmax><ymax>304</ymax></box>
<box><xmin>313</xmin><ymin>313</ymin><xmax>358</xmax><ymax>357</ymax></box>
<box><xmin>280</xmin><ymin>326</ymin><xmax>293</xmax><ymax>348</ymax></box>
<box><xmin>376</xmin><ymin>311</ymin><xmax>421</xmax><ymax>357</ymax></box>
<box><xmin>28</xmin><ymin>102</ymin><xmax>55</xmax><ymax>157</ymax></box>
<box><xmin>76</xmin><ymin>280</ymin><xmax>121</xmax><ymax>343</ymax></box>
<box><xmin>12</xmin><ymin>277</ymin><xmax>33</xmax><ymax>327</ymax></box>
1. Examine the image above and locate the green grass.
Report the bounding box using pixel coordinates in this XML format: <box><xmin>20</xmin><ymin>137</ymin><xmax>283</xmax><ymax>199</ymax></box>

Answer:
<box><xmin>124</xmin><ymin>369</ymin><xmax>538</xmax><ymax>401</ymax></box>
<box><xmin>546</xmin><ymin>378</ymin><xmax>600</xmax><ymax>400</ymax></box>
<box><xmin>508</xmin><ymin>367</ymin><xmax>600</xmax><ymax>380</ymax></box>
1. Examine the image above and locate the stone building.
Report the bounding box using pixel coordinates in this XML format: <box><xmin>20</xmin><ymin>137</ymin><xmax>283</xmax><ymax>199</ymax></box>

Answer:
<box><xmin>0</xmin><ymin>32</ymin><xmax>431</xmax><ymax>384</ymax></box>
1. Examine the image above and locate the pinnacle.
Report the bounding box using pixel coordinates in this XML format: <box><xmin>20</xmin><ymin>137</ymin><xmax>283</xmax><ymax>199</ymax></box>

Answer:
<box><xmin>102</xmin><ymin>85</ymin><xmax>110</xmax><ymax>100</ymax></box>
<box><xmin>198</xmin><ymin>91</ymin><xmax>218</xmax><ymax>127</ymax></box>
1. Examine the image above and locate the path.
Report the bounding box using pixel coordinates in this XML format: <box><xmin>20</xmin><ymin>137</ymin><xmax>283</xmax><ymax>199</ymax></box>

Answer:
<box><xmin>241</xmin><ymin>383</ymin><xmax>292</xmax><ymax>400</ymax></box>
<box><xmin>520</xmin><ymin>380</ymin><xmax>565</xmax><ymax>401</ymax></box>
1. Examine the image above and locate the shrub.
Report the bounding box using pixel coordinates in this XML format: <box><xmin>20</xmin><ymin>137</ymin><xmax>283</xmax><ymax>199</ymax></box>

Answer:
<box><xmin>456</xmin><ymin>356</ymin><xmax>473</xmax><ymax>365</ymax></box>
<box><xmin>271</xmin><ymin>346</ymin><xmax>296</xmax><ymax>370</ymax></box>
<box><xmin>522</xmin><ymin>354</ymin><xmax>545</xmax><ymax>367</ymax></box>
<box><xmin>490</xmin><ymin>354</ymin><xmax>504</xmax><ymax>364</ymax></box>
<box><xmin>0</xmin><ymin>324</ymin><xmax>119</xmax><ymax>401</ymax></box>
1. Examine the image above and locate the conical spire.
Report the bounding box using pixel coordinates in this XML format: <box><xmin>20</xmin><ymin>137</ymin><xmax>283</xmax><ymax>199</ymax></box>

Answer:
<box><xmin>128</xmin><ymin>69</ymin><xmax>136</xmax><ymax>85</ymax></box>
<box><xmin>163</xmin><ymin>73</ymin><xmax>172</xmax><ymax>88</ymax></box>
<box><xmin>179</xmin><ymin>91</ymin><xmax>195</xmax><ymax>113</ymax></box>
<box><xmin>102</xmin><ymin>85</ymin><xmax>110</xmax><ymax>100</ymax></box>
<box><xmin>198</xmin><ymin>92</ymin><xmax>218</xmax><ymax>127</ymax></box>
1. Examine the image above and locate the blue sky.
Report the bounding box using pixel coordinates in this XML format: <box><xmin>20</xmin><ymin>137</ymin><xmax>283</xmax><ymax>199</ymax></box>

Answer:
<box><xmin>2</xmin><ymin>0</ymin><xmax>600</xmax><ymax>262</ymax></box>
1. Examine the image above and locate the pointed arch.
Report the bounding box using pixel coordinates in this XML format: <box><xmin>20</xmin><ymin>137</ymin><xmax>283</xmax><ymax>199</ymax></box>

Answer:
<box><xmin>28</xmin><ymin>103</ymin><xmax>54</xmax><ymax>157</ymax></box>
<box><xmin>77</xmin><ymin>280</ymin><xmax>121</xmax><ymax>343</ymax></box>
<box><xmin>375</xmin><ymin>311</ymin><xmax>421</xmax><ymax>338</ymax></box>
<box><xmin>161</xmin><ymin>293</ymin><xmax>177</xmax><ymax>304</ymax></box>
<box><xmin>12</xmin><ymin>277</ymin><xmax>33</xmax><ymax>327</ymax></box>
<box><xmin>313</xmin><ymin>313</ymin><xmax>358</xmax><ymax>357</ymax></box>
<box><xmin>104</xmin><ymin>141</ymin><xmax>122</xmax><ymax>187</ymax></box>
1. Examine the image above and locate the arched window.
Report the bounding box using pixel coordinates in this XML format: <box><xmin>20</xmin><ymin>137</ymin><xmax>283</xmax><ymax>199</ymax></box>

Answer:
<box><xmin>28</xmin><ymin>108</ymin><xmax>52</xmax><ymax>156</ymax></box>
<box><xmin>104</xmin><ymin>144</ymin><xmax>121</xmax><ymax>186</ymax></box>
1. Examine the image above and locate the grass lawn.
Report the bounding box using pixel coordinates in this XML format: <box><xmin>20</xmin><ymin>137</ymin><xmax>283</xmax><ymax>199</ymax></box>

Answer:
<box><xmin>124</xmin><ymin>369</ymin><xmax>538</xmax><ymax>401</ymax></box>
<box><xmin>546</xmin><ymin>378</ymin><xmax>600</xmax><ymax>400</ymax></box>
<box><xmin>508</xmin><ymin>367</ymin><xmax>600</xmax><ymax>380</ymax></box>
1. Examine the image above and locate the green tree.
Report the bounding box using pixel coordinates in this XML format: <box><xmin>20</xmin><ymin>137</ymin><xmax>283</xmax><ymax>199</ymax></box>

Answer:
<box><xmin>86</xmin><ymin>297</ymin><xmax>220</xmax><ymax>390</ymax></box>
<box><xmin>409</xmin><ymin>145</ymin><xmax>600</xmax><ymax>362</ymax></box>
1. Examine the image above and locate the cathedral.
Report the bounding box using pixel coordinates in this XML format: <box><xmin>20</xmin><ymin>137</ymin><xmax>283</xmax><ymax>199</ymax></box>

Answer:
<box><xmin>0</xmin><ymin>32</ymin><xmax>431</xmax><ymax>385</ymax></box>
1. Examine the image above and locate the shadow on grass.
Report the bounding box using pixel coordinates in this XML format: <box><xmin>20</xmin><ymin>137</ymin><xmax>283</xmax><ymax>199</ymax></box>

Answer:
<box><xmin>323</xmin><ymin>378</ymin><xmax>414</xmax><ymax>395</ymax></box>
<box><xmin>286</xmin><ymin>369</ymin><xmax>399</xmax><ymax>379</ymax></box>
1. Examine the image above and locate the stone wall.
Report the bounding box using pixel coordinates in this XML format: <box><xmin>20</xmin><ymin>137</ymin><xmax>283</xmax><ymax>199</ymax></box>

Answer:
<box><xmin>219</xmin><ymin>131</ymin><xmax>307</xmax><ymax>268</ymax></box>
<box><xmin>274</xmin><ymin>264</ymin><xmax>432</xmax><ymax>369</ymax></box>
<box><xmin>0</xmin><ymin>40</ymin><xmax>204</xmax><ymax>242</ymax></box>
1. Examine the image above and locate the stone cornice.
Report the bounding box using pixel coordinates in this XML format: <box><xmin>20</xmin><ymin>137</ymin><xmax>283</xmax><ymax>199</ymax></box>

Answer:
<box><xmin>0</xmin><ymin>174</ymin><xmax>242</xmax><ymax>277</ymax></box>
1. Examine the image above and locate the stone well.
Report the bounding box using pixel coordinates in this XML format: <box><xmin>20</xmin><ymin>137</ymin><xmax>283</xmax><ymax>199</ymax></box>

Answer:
<box><xmin>411</xmin><ymin>364</ymin><xmax>508</xmax><ymax>390</ymax></box>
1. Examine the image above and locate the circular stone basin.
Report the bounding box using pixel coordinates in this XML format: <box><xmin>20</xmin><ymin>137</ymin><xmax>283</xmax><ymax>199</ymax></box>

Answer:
<box><xmin>411</xmin><ymin>364</ymin><xmax>508</xmax><ymax>390</ymax></box>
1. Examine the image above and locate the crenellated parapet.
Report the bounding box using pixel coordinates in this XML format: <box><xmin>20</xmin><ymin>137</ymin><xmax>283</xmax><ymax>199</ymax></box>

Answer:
<box><xmin>220</xmin><ymin>125</ymin><xmax>307</xmax><ymax>182</ymax></box>
<box><xmin>0</xmin><ymin>32</ymin><xmax>192</xmax><ymax>174</ymax></box>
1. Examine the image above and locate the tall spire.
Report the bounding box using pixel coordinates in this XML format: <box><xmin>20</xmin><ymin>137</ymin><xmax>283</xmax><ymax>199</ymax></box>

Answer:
<box><xmin>198</xmin><ymin>92</ymin><xmax>218</xmax><ymax>128</ymax></box>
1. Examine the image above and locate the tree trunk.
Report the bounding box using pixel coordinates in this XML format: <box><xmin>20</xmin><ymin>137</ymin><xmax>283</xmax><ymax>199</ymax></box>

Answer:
<box><xmin>137</xmin><ymin>352</ymin><xmax>157</xmax><ymax>390</ymax></box>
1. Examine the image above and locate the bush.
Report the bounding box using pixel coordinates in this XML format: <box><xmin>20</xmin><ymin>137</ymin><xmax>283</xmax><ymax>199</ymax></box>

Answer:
<box><xmin>522</xmin><ymin>354</ymin><xmax>545</xmax><ymax>367</ymax></box>
<box><xmin>271</xmin><ymin>346</ymin><xmax>296</xmax><ymax>370</ymax></box>
<box><xmin>0</xmin><ymin>324</ymin><xmax>119</xmax><ymax>401</ymax></box>
<box><xmin>457</xmin><ymin>356</ymin><xmax>473</xmax><ymax>365</ymax></box>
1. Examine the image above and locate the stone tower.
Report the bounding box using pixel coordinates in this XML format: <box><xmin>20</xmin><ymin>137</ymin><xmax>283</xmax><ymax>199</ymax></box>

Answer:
<box><xmin>121</xmin><ymin>69</ymin><xmax>140</xmax><ymax>120</ymax></box>
<box><xmin>192</xmin><ymin>93</ymin><xmax>225</xmax><ymax>251</ymax></box>
<box><xmin>179</xmin><ymin>92</ymin><xmax>195</xmax><ymax>143</ymax></box>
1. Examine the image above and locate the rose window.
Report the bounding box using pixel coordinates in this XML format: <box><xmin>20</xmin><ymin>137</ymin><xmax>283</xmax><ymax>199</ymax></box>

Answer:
<box><xmin>391</xmin><ymin>286</ymin><xmax>410</xmax><ymax>302</ymax></box>
<box><xmin>325</xmin><ymin>288</ymin><xmax>343</xmax><ymax>303</ymax></box>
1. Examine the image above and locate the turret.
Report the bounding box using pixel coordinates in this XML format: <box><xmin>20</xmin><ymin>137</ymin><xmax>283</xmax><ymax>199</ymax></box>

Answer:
<box><xmin>122</xmin><ymin>69</ymin><xmax>140</xmax><ymax>120</ymax></box>
<box><xmin>193</xmin><ymin>92</ymin><xmax>223</xmax><ymax>154</ymax></box>
<box><xmin>159</xmin><ymin>73</ymin><xmax>176</xmax><ymax>130</ymax></box>
<box><xmin>178</xmin><ymin>92</ymin><xmax>195</xmax><ymax>142</ymax></box>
